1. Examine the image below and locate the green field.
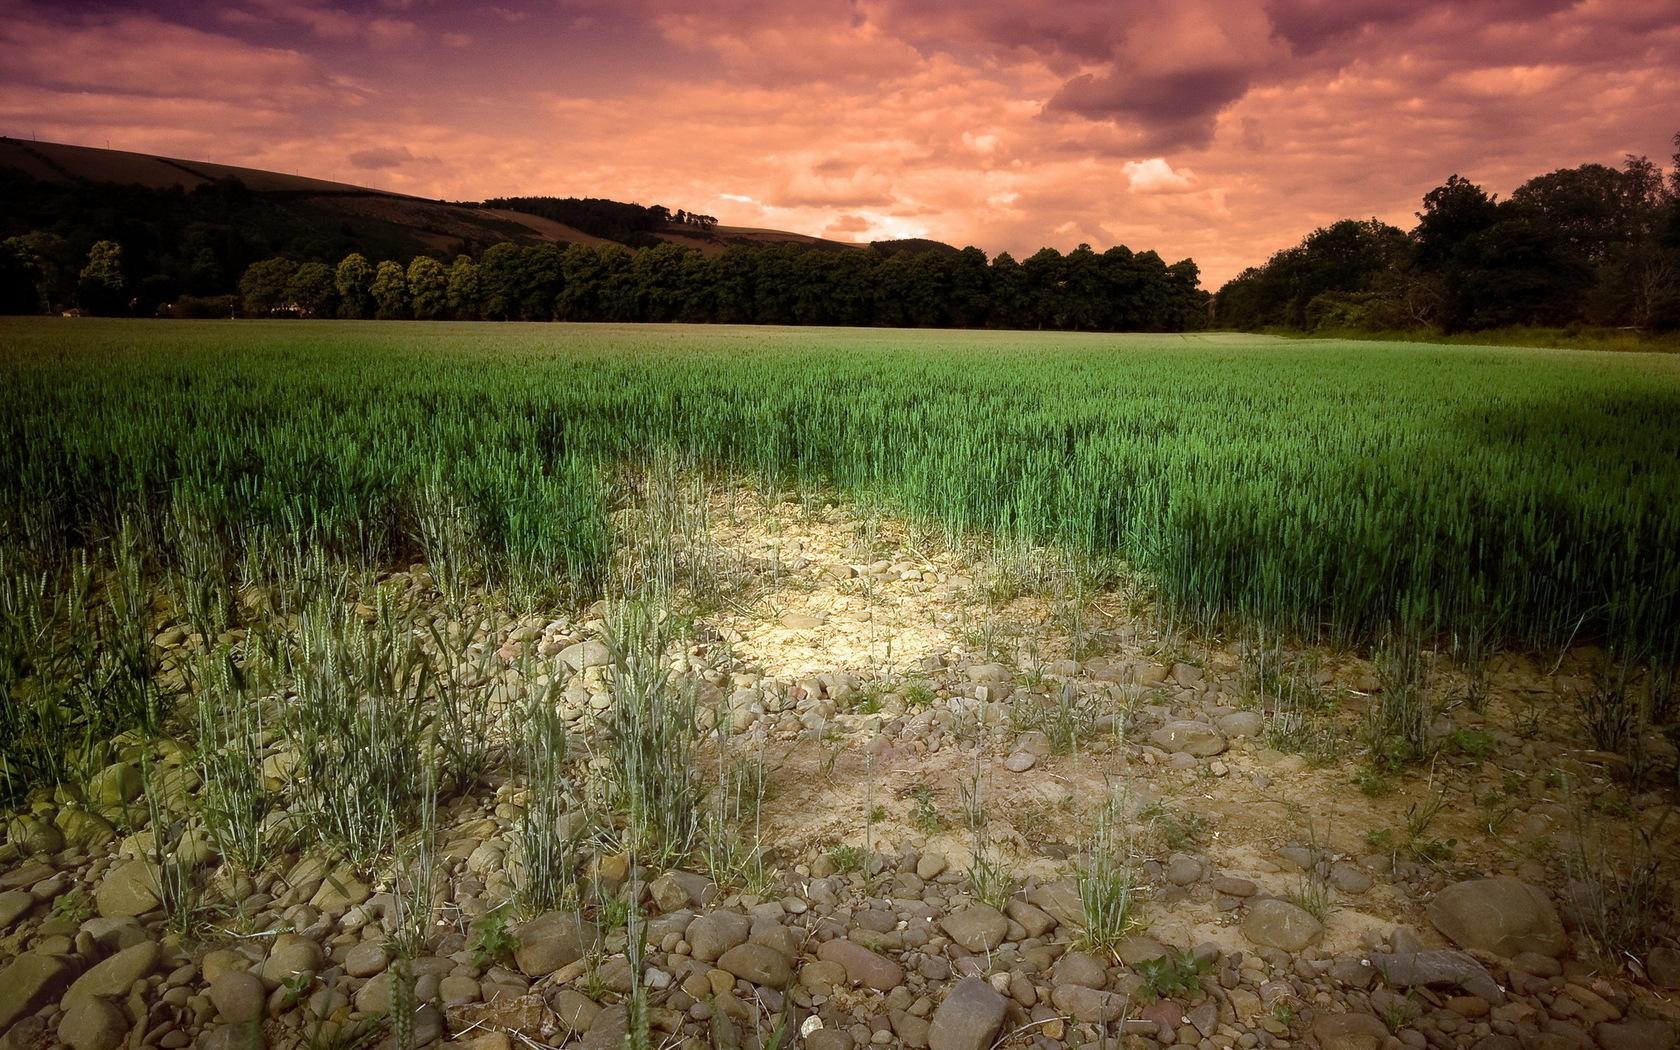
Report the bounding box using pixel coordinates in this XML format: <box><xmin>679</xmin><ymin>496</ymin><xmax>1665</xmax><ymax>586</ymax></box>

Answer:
<box><xmin>5</xmin><ymin>315</ymin><xmax>1679</xmax><ymax>671</ymax></box>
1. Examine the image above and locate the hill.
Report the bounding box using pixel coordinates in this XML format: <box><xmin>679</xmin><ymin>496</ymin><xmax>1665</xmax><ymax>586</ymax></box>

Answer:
<box><xmin>0</xmin><ymin>137</ymin><xmax>858</xmax><ymax>307</ymax></box>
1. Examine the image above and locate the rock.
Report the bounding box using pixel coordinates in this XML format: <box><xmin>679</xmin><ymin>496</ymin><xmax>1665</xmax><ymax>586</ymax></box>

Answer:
<box><xmin>258</xmin><ymin>934</ymin><xmax>324</xmax><ymax>987</ymax></box>
<box><xmin>1311</xmin><ymin>1012</ymin><xmax>1391</xmax><ymax>1050</ymax></box>
<box><xmin>686</xmin><ymin>910</ymin><xmax>751</xmax><ymax>962</ymax></box>
<box><xmin>344</xmin><ymin>941</ymin><xmax>390</xmax><ymax>978</ymax></box>
<box><xmin>57</xmin><ymin>809</ymin><xmax>117</xmax><ymax>849</ymax></box>
<box><xmin>718</xmin><ymin>943</ymin><xmax>792</xmax><ymax>988</ymax></box>
<box><xmin>0</xmin><ymin>952</ymin><xmax>73</xmax><ymax>1030</ymax></box>
<box><xmin>6</xmin><ymin>815</ymin><xmax>63</xmax><ymax>854</ymax></box>
<box><xmin>58</xmin><ymin>994</ymin><xmax>129</xmax><ymax>1050</ymax></box>
<box><xmin>1594</xmin><ymin>1019</ymin><xmax>1676</xmax><ymax>1050</ymax></box>
<box><xmin>1026</xmin><ymin>881</ymin><xmax>1083</xmax><ymax>929</ymax></box>
<box><xmin>1329</xmin><ymin>863</ymin><xmax>1373</xmax><ymax>894</ymax></box>
<box><xmin>1150</xmin><ymin>721</ymin><xmax>1227</xmax><ymax>756</ymax></box>
<box><xmin>94</xmin><ymin>859</ymin><xmax>160</xmax><ymax>918</ymax></box>
<box><xmin>817</xmin><ymin>938</ymin><xmax>905</xmax><ymax>990</ymax></box>
<box><xmin>1370</xmin><ymin>950</ymin><xmax>1505</xmax><ymax>1004</ymax></box>
<box><xmin>1165</xmin><ymin>855</ymin><xmax>1204</xmax><ymax>886</ymax></box>
<box><xmin>551</xmin><ymin>989</ymin><xmax>600</xmax><ymax>1033</ymax></box>
<box><xmin>1215</xmin><ymin>711</ymin><xmax>1265</xmax><ymax>739</ymax></box>
<box><xmin>1051</xmin><ymin>984</ymin><xmax>1131</xmax><ymax>1023</ymax></box>
<box><xmin>1004</xmin><ymin>752</ymin><xmax>1037</xmax><ymax>772</ymax></box>
<box><xmin>558</xmin><ymin>639</ymin><xmax>610</xmax><ymax>671</ymax></box>
<box><xmin>1004</xmin><ymin>899</ymin><xmax>1056</xmax><ymax>938</ymax></box>
<box><xmin>1213</xmin><ymin>875</ymin><xmax>1258</xmax><ymax>897</ymax></box>
<box><xmin>1242</xmin><ymin>899</ymin><xmax>1324</xmax><ymax>951</ymax></box>
<box><xmin>198</xmin><ymin>1021</ymin><xmax>265</xmax><ymax>1050</ymax></box>
<box><xmin>916</xmin><ymin>853</ymin><xmax>948</xmax><ymax>881</ymax></box>
<box><xmin>210</xmin><ymin>970</ymin><xmax>266</xmax><ymax>1023</ymax></box>
<box><xmin>649</xmin><ymin>870</ymin><xmax>710</xmax><ymax>913</ymax></box>
<box><xmin>1052</xmin><ymin>950</ymin><xmax>1108</xmax><ymax>989</ymax></box>
<box><xmin>807</xmin><ymin>1030</ymin><xmax>854</xmax><ymax>1050</ymax></box>
<box><xmin>941</xmin><ymin>904</ymin><xmax>1009</xmax><ymax>952</ymax></box>
<box><xmin>1648</xmin><ymin>946</ymin><xmax>1680</xmax><ymax>990</ymax></box>
<box><xmin>1428</xmin><ymin>878</ymin><xmax>1565</xmax><ymax>958</ymax></box>
<box><xmin>87</xmin><ymin>762</ymin><xmax>143</xmax><ymax>805</ymax></box>
<box><xmin>928</xmin><ymin>976</ymin><xmax>1008</xmax><ymax>1050</ymax></box>
<box><xmin>512</xmin><ymin>912</ymin><xmax>600</xmax><ymax>976</ymax></box>
<box><xmin>0</xmin><ymin>889</ymin><xmax>34</xmax><ymax>929</ymax></box>
<box><xmin>64</xmin><ymin>940</ymin><xmax>160</xmax><ymax>1010</ymax></box>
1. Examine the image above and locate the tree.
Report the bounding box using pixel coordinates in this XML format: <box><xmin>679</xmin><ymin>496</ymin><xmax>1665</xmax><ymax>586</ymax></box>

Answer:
<box><xmin>335</xmin><ymin>253</ymin><xmax>374</xmax><ymax>318</ymax></box>
<box><xmin>445</xmin><ymin>256</ymin><xmax>480</xmax><ymax>320</ymax></box>
<box><xmin>286</xmin><ymin>261</ymin><xmax>338</xmax><ymax>318</ymax></box>
<box><xmin>238</xmin><ymin>257</ymin><xmax>297</xmax><ymax>316</ymax></box>
<box><xmin>370</xmin><ymin>260</ymin><xmax>409</xmax><ymax>319</ymax></box>
<box><xmin>76</xmin><ymin>240</ymin><xmax>127</xmax><ymax>315</ymax></box>
<box><xmin>407</xmin><ymin>256</ymin><xmax>447</xmax><ymax>320</ymax></box>
<box><xmin>0</xmin><ymin>240</ymin><xmax>44</xmax><ymax>314</ymax></box>
<box><xmin>1414</xmin><ymin>175</ymin><xmax>1500</xmax><ymax>271</ymax></box>
<box><xmin>477</xmin><ymin>243</ymin><xmax>522</xmax><ymax>320</ymax></box>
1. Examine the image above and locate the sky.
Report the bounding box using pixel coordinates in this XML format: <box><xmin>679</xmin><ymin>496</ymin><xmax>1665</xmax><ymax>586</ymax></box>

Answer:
<box><xmin>3</xmin><ymin>0</ymin><xmax>1678</xmax><ymax>286</ymax></box>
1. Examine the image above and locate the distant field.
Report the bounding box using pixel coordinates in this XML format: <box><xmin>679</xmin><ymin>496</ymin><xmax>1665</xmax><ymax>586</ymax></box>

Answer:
<box><xmin>4</xmin><ymin>318</ymin><xmax>1678</xmax><ymax>663</ymax></box>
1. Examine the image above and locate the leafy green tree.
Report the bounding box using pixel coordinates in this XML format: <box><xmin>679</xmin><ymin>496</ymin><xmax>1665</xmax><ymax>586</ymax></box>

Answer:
<box><xmin>407</xmin><ymin>256</ymin><xmax>447</xmax><ymax>319</ymax></box>
<box><xmin>370</xmin><ymin>260</ymin><xmax>409</xmax><ymax>319</ymax></box>
<box><xmin>239</xmin><ymin>257</ymin><xmax>297</xmax><ymax>316</ymax></box>
<box><xmin>76</xmin><ymin>240</ymin><xmax>127</xmax><ymax>315</ymax></box>
<box><xmin>335</xmin><ymin>253</ymin><xmax>374</xmax><ymax>318</ymax></box>
<box><xmin>286</xmin><ymin>262</ymin><xmax>338</xmax><ymax>318</ymax></box>
<box><xmin>445</xmin><ymin>256</ymin><xmax>480</xmax><ymax>319</ymax></box>
<box><xmin>0</xmin><ymin>240</ymin><xmax>44</xmax><ymax>314</ymax></box>
<box><xmin>477</xmin><ymin>243</ymin><xmax>521</xmax><ymax>320</ymax></box>
<box><xmin>4</xmin><ymin>232</ymin><xmax>73</xmax><ymax>311</ymax></box>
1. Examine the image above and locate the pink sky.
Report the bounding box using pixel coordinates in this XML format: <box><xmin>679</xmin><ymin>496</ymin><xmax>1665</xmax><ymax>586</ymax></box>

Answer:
<box><xmin>3</xmin><ymin>0</ymin><xmax>1677</xmax><ymax>285</ymax></box>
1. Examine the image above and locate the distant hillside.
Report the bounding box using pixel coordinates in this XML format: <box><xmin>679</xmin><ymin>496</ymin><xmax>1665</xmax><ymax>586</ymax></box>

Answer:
<box><xmin>0</xmin><ymin>137</ymin><xmax>857</xmax><ymax>308</ymax></box>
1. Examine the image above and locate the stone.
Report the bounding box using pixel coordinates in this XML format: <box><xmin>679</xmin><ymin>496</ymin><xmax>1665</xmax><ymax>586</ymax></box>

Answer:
<box><xmin>558</xmin><ymin>639</ymin><xmax>610</xmax><ymax>671</ymax></box>
<box><xmin>1213</xmin><ymin>875</ymin><xmax>1258</xmax><ymax>897</ymax></box>
<box><xmin>686</xmin><ymin>910</ymin><xmax>751</xmax><ymax>962</ymax></box>
<box><xmin>198</xmin><ymin>1021</ymin><xmax>265</xmax><ymax>1050</ymax></box>
<box><xmin>817</xmin><ymin>938</ymin><xmax>905</xmax><ymax>990</ymax></box>
<box><xmin>512</xmin><ymin>912</ymin><xmax>600</xmax><ymax>976</ymax></box>
<box><xmin>87</xmin><ymin>762</ymin><xmax>143</xmax><ymax>805</ymax></box>
<box><xmin>1026</xmin><ymin>881</ymin><xmax>1083</xmax><ymax>929</ymax></box>
<box><xmin>1051</xmin><ymin>985</ymin><xmax>1131</xmax><ymax>1023</ymax></box>
<box><xmin>928</xmin><ymin>977</ymin><xmax>1008</xmax><ymax>1050</ymax></box>
<box><xmin>941</xmin><ymin>904</ymin><xmax>1009</xmax><ymax>952</ymax></box>
<box><xmin>1216</xmin><ymin>711</ymin><xmax>1265</xmax><ymax>739</ymax></box>
<box><xmin>1647</xmin><ymin>946</ymin><xmax>1680</xmax><ymax>990</ymax></box>
<box><xmin>344</xmin><ymin>941</ymin><xmax>390</xmax><ymax>978</ymax></box>
<box><xmin>1242</xmin><ymin>899</ymin><xmax>1324</xmax><ymax>951</ymax></box>
<box><xmin>58</xmin><ymin>995</ymin><xmax>129</xmax><ymax>1050</ymax></box>
<box><xmin>258</xmin><ymin>934</ymin><xmax>324</xmax><ymax>987</ymax></box>
<box><xmin>0</xmin><ymin>889</ymin><xmax>34</xmax><ymax>929</ymax></box>
<box><xmin>1370</xmin><ymin>951</ymin><xmax>1505</xmax><ymax>1004</ymax></box>
<box><xmin>0</xmin><ymin>952</ymin><xmax>73</xmax><ymax>1030</ymax></box>
<box><xmin>1427</xmin><ymin>878</ymin><xmax>1565</xmax><ymax>958</ymax></box>
<box><xmin>210</xmin><ymin>970</ymin><xmax>267</xmax><ymax>1023</ymax></box>
<box><xmin>717</xmin><ymin>942</ymin><xmax>793</xmax><ymax>988</ymax></box>
<box><xmin>1329</xmin><ymin>864</ymin><xmax>1374</xmax><ymax>895</ymax></box>
<box><xmin>551</xmin><ymin>989</ymin><xmax>600</xmax><ymax>1033</ymax></box>
<box><xmin>1165</xmin><ymin>855</ymin><xmax>1204</xmax><ymax>886</ymax></box>
<box><xmin>1311</xmin><ymin>1012</ymin><xmax>1391</xmax><ymax>1050</ymax></box>
<box><xmin>1004</xmin><ymin>899</ymin><xmax>1056</xmax><ymax>938</ymax></box>
<box><xmin>917</xmin><ymin>853</ymin><xmax>949</xmax><ymax>880</ymax></box>
<box><xmin>94</xmin><ymin>859</ymin><xmax>160</xmax><ymax>918</ymax></box>
<box><xmin>63</xmin><ymin>940</ymin><xmax>160</xmax><ymax>1011</ymax></box>
<box><xmin>1052</xmin><ymin>950</ymin><xmax>1108</xmax><ymax>989</ymax></box>
<box><xmin>1594</xmin><ymin>1019</ymin><xmax>1675</xmax><ymax>1050</ymax></box>
<box><xmin>1150</xmin><ymin>721</ymin><xmax>1227</xmax><ymax>756</ymax></box>
<box><xmin>649</xmin><ymin>869</ymin><xmax>711</xmax><ymax>913</ymax></box>
<box><xmin>1004</xmin><ymin>752</ymin><xmax>1037</xmax><ymax>772</ymax></box>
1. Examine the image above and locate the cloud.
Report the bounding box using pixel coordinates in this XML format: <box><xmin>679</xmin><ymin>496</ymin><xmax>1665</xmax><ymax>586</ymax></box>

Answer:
<box><xmin>1123</xmin><ymin>158</ymin><xmax>1197</xmax><ymax>194</ymax></box>
<box><xmin>347</xmin><ymin>145</ymin><xmax>415</xmax><ymax>170</ymax></box>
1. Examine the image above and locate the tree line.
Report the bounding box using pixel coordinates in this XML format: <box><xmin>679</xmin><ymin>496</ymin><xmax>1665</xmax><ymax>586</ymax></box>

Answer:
<box><xmin>3</xmin><ymin>235</ymin><xmax>1210</xmax><ymax>331</ymax></box>
<box><xmin>1215</xmin><ymin>133</ymin><xmax>1680</xmax><ymax>333</ymax></box>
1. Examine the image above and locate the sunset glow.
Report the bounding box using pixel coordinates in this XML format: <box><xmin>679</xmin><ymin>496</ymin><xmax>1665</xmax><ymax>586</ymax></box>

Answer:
<box><xmin>4</xmin><ymin>0</ymin><xmax>1678</xmax><ymax>282</ymax></box>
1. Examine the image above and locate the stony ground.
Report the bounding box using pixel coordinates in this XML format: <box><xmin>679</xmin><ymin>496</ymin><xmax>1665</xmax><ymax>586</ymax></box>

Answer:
<box><xmin>0</xmin><ymin>491</ymin><xmax>1676</xmax><ymax>1050</ymax></box>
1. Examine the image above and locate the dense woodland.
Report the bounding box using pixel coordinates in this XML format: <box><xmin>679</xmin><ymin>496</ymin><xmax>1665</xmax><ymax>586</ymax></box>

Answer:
<box><xmin>7</xmin><ymin>134</ymin><xmax>1680</xmax><ymax>333</ymax></box>
<box><xmin>0</xmin><ymin>163</ymin><xmax>1209</xmax><ymax>330</ymax></box>
<box><xmin>1215</xmin><ymin>134</ymin><xmax>1680</xmax><ymax>334</ymax></box>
